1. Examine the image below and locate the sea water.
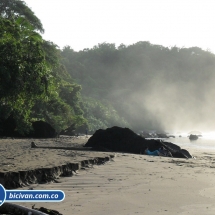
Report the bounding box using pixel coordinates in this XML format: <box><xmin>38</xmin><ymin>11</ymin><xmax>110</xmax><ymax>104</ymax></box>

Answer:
<box><xmin>163</xmin><ymin>133</ymin><xmax>215</xmax><ymax>151</ymax></box>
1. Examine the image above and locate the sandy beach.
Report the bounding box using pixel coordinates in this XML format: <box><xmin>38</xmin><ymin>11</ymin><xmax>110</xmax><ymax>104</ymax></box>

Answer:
<box><xmin>0</xmin><ymin>136</ymin><xmax>113</xmax><ymax>172</ymax></box>
<box><xmin>0</xmin><ymin>137</ymin><xmax>215</xmax><ymax>214</ymax></box>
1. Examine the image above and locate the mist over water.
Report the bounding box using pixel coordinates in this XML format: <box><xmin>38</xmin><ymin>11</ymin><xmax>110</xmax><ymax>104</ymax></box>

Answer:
<box><xmin>114</xmin><ymin>61</ymin><xmax>215</xmax><ymax>133</ymax></box>
<box><xmin>142</xmin><ymin>75</ymin><xmax>215</xmax><ymax>133</ymax></box>
<box><xmin>166</xmin><ymin>136</ymin><xmax>215</xmax><ymax>151</ymax></box>
<box><xmin>125</xmin><ymin>74</ymin><xmax>215</xmax><ymax>132</ymax></box>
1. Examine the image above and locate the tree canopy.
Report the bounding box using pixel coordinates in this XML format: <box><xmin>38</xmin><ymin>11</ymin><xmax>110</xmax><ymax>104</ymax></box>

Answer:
<box><xmin>61</xmin><ymin>42</ymin><xmax>215</xmax><ymax>131</ymax></box>
<box><xmin>0</xmin><ymin>0</ymin><xmax>44</xmax><ymax>33</ymax></box>
<box><xmin>0</xmin><ymin>1</ymin><xmax>86</xmax><ymax>135</ymax></box>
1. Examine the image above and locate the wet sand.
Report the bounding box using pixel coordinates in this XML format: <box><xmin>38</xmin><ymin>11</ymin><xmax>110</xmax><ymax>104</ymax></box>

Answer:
<box><xmin>0</xmin><ymin>136</ymin><xmax>110</xmax><ymax>172</ymax></box>
<box><xmin>1</xmin><ymin>137</ymin><xmax>215</xmax><ymax>214</ymax></box>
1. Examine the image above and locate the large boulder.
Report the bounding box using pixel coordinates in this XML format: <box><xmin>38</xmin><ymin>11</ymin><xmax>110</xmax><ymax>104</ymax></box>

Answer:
<box><xmin>31</xmin><ymin>121</ymin><xmax>56</xmax><ymax>138</ymax></box>
<box><xmin>85</xmin><ymin>126</ymin><xmax>192</xmax><ymax>158</ymax></box>
<box><xmin>0</xmin><ymin>115</ymin><xmax>56</xmax><ymax>138</ymax></box>
<box><xmin>0</xmin><ymin>115</ymin><xmax>23</xmax><ymax>137</ymax></box>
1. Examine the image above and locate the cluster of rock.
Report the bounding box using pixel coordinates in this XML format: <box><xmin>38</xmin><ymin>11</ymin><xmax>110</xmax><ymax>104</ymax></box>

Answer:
<box><xmin>141</xmin><ymin>132</ymin><xmax>166</xmax><ymax>138</ymax></box>
<box><xmin>85</xmin><ymin>126</ymin><xmax>192</xmax><ymax>159</ymax></box>
<box><xmin>141</xmin><ymin>132</ymin><xmax>175</xmax><ymax>138</ymax></box>
<box><xmin>0</xmin><ymin>115</ymin><xmax>76</xmax><ymax>138</ymax></box>
<box><xmin>0</xmin><ymin>117</ymin><xmax>56</xmax><ymax>138</ymax></box>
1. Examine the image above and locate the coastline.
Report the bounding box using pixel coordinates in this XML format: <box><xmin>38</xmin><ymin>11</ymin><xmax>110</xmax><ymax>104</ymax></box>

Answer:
<box><xmin>0</xmin><ymin>136</ymin><xmax>114</xmax><ymax>189</ymax></box>
<box><xmin>0</xmin><ymin>137</ymin><xmax>215</xmax><ymax>214</ymax></box>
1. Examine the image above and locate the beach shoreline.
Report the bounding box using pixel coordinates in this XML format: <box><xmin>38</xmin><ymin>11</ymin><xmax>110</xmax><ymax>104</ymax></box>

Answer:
<box><xmin>0</xmin><ymin>137</ymin><xmax>215</xmax><ymax>214</ymax></box>
<box><xmin>0</xmin><ymin>136</ymin><xmax>115</xmax><ymax>189</ymax></box>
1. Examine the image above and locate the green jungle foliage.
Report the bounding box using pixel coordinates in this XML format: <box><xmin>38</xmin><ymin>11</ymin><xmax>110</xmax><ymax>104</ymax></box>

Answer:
<box><xmin>0</xmin><ymin>0</ymin><xmax>44</xmax><ymax>32</ymax></box>
<box><xmin>61</xmin><ymin>42</ymin><xmax>215</xmax><ymax>132</ymax></box>
<box><xmin>0</xmin><ymin>1</ymin><xmax>86</xmax><ymax>135</ymax></box>
<box><xmin>80</xmin><ymin>96</ymin><xmax>129</xmax><ymax>132</ymax></box>
<box><xmin>0</xmin><ymin>17</ymin><xmax>48</xmax><ymax>133</ymax></box>
<box><xmin>2</xmin><ymin>0</ymin><xmax>215</xmax><ymax>135</ymax></box>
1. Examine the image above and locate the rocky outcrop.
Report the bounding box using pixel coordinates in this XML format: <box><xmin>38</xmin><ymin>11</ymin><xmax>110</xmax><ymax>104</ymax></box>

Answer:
<box><xmin>85</xmin><ymin>126</ymin><xmax>192</xmax><ymax>159</ymax></box>
<box><xmin>0</xmin><ymin>114</ymin><xmax>21</xmax><ymax>137</ymax></box>
<box><xmin>31</xmin><ymin>121</ymin><xmax>56</xmax><ymax>138</ymax></box>
<box><xmin>0</xmin><ymin>156</ymin><xmax>114</xmax><ymax>189</ymax></box>
<box><xmin>189</xmin><ymin>134</ymin><xmax>198</xmax><ymax>140</ymax></box>
<box><xmin>0</xmin><ymin>116</ymin><xmax>56</xmax><ymax>138</ymax></box>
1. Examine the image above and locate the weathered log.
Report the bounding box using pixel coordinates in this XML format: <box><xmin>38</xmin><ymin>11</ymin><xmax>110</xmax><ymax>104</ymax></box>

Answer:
<box><xmin>31</xmin><ymin>142</ymin><xmax>93</xmax><ymax>151</ymax></box>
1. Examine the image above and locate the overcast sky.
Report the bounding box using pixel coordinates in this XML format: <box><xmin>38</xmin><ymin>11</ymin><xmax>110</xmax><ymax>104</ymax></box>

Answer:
<box><xmin>24</xmin><ymin>0</ymin><xmax>215</xmax><ymax>53</ymax></box>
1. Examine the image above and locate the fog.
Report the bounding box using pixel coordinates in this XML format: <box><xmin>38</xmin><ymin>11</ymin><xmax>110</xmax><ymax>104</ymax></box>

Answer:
<box><xmin>106</xmin><ymin>48</ymin><xmax>215</xmax><ymax>134</ymax></box>
<box><xmin>117</xmin><ymin>68</ymin><xmax>215</xmax><ymax>133</ymax></box>
<box><xmin>62</xmin><ymin>43</ymin><xmax>215</xmax><ymax>134</ymax></box>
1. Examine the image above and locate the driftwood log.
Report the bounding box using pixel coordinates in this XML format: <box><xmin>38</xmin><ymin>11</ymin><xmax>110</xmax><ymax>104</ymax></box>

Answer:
<box><xmin>31</xmin><ymin>142</ymin><xmax>112</xmax><ymax>152</ymax></box>
<box><xmin>31</xmin><ymin>142</ymin><xmax>93</xmax><ymax>151</ymax></box>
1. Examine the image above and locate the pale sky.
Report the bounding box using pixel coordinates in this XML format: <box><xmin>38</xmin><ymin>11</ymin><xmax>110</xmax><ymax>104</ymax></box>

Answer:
<box><xmin>24</xmin><ymin>0</ymin><xmax>215</xmax><ymax>53</ymax></box>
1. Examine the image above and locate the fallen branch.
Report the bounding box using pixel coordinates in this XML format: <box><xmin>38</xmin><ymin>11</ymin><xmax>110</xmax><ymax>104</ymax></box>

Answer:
<box><xmin>31</xmin><ymin>142</ymin><xmax>112</xmax><ymax>152</ymax></box>
<box><xmin>31</xmin><ymin>142</ymin><xmax>92</xmax><ymax>151</ymax></box>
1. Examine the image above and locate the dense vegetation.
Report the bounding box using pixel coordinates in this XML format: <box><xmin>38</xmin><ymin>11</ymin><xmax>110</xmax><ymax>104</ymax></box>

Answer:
<box><xmin>61</xmin><ymin>43</ymin><xmax>215</xmax><ymax>132</ymax></box>
<box><xmin>1</xmin><ymin>0</ymin><xmax>215</xmax><ymax>135</ymax></box>
<box><xmin>0</xmin><ymin>0</ymin><xmax>127</xmax><ymax>135</ymax></box>
<box><xmin>0</xmin><ymin>0</ymin><xmax>87</xmax><ymax>135</ymax></box>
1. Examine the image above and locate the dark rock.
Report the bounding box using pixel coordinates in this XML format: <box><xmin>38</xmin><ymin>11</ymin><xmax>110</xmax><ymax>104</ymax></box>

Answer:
<box><xmin>0</xmin><ymin>115</ymin><xmax>22</xmax><ymax>137</ymax></box>
<box><xmin>2</xmin><ymin>115</ymin><xmax>16</xmax><ymax>136</ymax></box>
<box><xmin>0</xmin><ymin>116</ymin><xmax>56</xmax><ymax>138</ymax></box>
<box><xmin>168</xmin><ymin>135</ymin><xmax>175</xmax><ymax>138</ymax></box>
<box><xmin>85</xmin><ymin>126</ymin><xmax>192</xmax><ymax>159</ymax></box>
<box><xmin>189</xmin><ymin>134</ymin><xmax>198</xmax><ymax>140</ymax></box>
<box><xmin>31</xmin><ymin>121</ymin><xmax>56</xmax><ymax>138</ymax></box>
<box><xmin>34</xmin><ymin>206</ymin><xmax>63</xmax><ymax>215</ymax></box>
<box><xmin>157</xmin><ymin>133</ymin><xmax>169</xmax><ymax>138</ymax></box>
<box><xmin>141</xmin><ymin>132</ymin><xmax>153</xmax><ymax>138</ymax></box>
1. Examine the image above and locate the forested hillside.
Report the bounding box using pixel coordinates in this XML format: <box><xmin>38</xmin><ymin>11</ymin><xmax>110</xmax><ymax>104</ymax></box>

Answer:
<box><xmin>2</xmin><ymin>0</ymin><xmax>215</xmax><ymax>135</ymax></box>
<box><xmin>61</xmin><ymin>42</ymin><xmax>215</xmax><ymax>132</ymax></box>
<box><xmin>0</xmin><ymin>0</ymin><xmax>86</xmax><ymax>135</ymax></box>
<box><xmin>0</xmin><ymin>0</ymin><xmax>128</xmax><ymax>136</ymax></box>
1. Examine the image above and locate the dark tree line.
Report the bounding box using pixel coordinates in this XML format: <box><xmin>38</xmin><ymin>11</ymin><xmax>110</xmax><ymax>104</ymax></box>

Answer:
<box><xmin>61</xmin><ymin>42</ymin><xmax>215</xmax><ymax>131</ymax></box>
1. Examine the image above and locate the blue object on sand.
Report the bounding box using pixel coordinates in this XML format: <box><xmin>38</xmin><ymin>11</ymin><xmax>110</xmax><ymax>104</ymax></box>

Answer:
<box><xmin>145</xmin><ymin>149</ymin><xmax>160</xmax><ymax>156</ymax></box>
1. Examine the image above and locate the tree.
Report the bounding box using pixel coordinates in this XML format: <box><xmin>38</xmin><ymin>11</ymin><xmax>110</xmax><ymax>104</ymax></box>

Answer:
<box><xmin>0</xmin><ymin>2</ymin><xmax>89</xmax><ymax>136</ymax></box>
<box><xmin>0</xmin><ymin>17</ymin><xmax>49</xmax><ymax>133</ymax></box>
<box><xmin>0</xmin><ymin>0</ymin><xmax>44</xmax><ymax>33</ymax></box>
<box><xmin>0</xmin><ymin>18</ymin><xmax>48</xmax><ymax>98</ymax></box>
